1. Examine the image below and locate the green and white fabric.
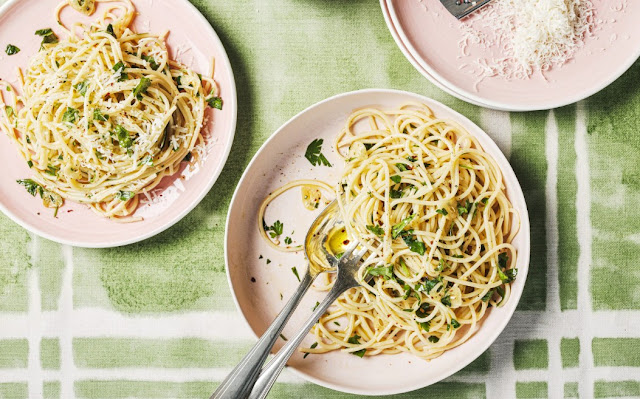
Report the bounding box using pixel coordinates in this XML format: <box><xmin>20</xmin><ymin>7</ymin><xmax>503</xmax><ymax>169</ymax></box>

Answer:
<box><xmin>1</xmin><ymin>1</ymin><xmax>639</xmax><ymax>398</ymax></box>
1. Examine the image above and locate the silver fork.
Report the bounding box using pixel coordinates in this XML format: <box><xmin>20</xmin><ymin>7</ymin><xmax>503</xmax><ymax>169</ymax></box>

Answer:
<box><xmin>248</xmin><ymin>243</ymin><xmax>370</xmax><ymax>399</ymax></box>
<box><xmin>211</xmin><ymin>201</ymin><xmax>342</xmax><ymax>399</ymax></box>
<box><xmin>439</xmin><ymin>0</ymin><xmax>493</xmax><ymax>19</ymax></box>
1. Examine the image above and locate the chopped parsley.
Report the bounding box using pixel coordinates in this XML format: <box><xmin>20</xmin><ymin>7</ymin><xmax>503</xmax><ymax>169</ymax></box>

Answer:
<box><xmin>106</xmin><ymin>24</ymin><xmax>116</xmax><ymax>38</ymax></box>
<box><xmin>92</xmin><ymin>108</ymin><xmax>109</xmax><ymax>122</ymax></box>
<box><xmin>45</xmin><ymin>164</ymin><xmax>59</xmax><ymax>176</ymax></box>
<box><xmin>112</xmin><ymin>61</ymin><xmax>128</xmax><ymax>81</ymax></box>
<box><xmin>419</xmin><ymin>321</ymin><xmax>430</xmax><ymax>332</ymax></box>
<box><xmin>498</xmin><ymin>268</ymin><xmax>518</xmax><ymax>284</ymax></box>
<box><xmin>498</xmin><ymin>252</ymin><xmax>509</xmax><ymax>269</ymax></box>
<box><xmin>5</xmin><ymin>106</ymin><xmax>14</xmax><ymax>118</ymax></box>
<box><xmin>451</xmin><ymin>319</ymin><xmax>461</xmax><ymax>329</ymax></box>
<box><xmin>416</xmin><ymin>276</ymin><xmax>441</xmax><ymax>294</ymax></box>
<box><xmin>312</xmin><ymin>301</ymin><xmax>320</xmax><ymax>311</ymax></box>
<box><xmin>74</xmin><ymin>81</ymin><xmax>89</xmax><ymax>96</ymax></box>
<box><xmin>304</xmin><ymin>138</ymin><xmax>331</xmax><ymax>167</ymax></box>
<box><xmin>206</xmin><ymin>96</ymin><xmax>223</xmax><ymax>110</ymax></box>
<box><xmin>5</xmin><ymin>44</ymin><xmax>20</xmax><ymax>55</ymax></box>
<box><xmin>457</xmin><ymin>200</ymin><xmax>473</xmax><ymax>215</ymax></box>
<box><xmin>133</xmin><ymin>77</ymin><xmax>152</xmax><ymax>100</ymax></box>
<box><xmin>347</xmin><ymin>334</ymin><xmax>366</xmax><ymax>358</ymax></box>
<box><xmin>428</xmin><ymin>336</ymin><xmax>440</xmax><ymax>343</ymax></box>
<box><xmin>391</xmin><ymin>214</ymin><xmax>415</xmax><ymax>239</ymax></box>
<box><xmin>27</xmin><ymin>161</ymin><xmax>33</xmax><ymax>168</ymax></box>
<box><xmin>435</xmin><ymin>208</ymin><xmax>448</xmax><ymax>216</ymax></box>
<box><xmin>35</xmin><ymin>28</ymin><xmax>58</xmax><ymax>49</ymax></box>
<box><xmin>481</xmin><ymin>289</ymin><xmax>494</xmax><ymax>302</ymax></box>
<box><xmin>441</xmin><ymin>295</ymin><xmax>452</xmax><ymax>307</ymax></box>
<box><xmin>279</xmin><ymin>334</ymin><xmax>288</xmax><ymax>341</ymax></box>
<box><xmin>364</xmin><ymin>264</ymin><xmax>394</xmax><ymax>280</ymax></box>
<box><xmin>266</xmin><ymin>220</ymin><xmax>283</xmax><ymax>238</ymax></box>
<box><xmin>400</xmin><ymin>231</ymin><xmax>426</xmax><ymax>255</ymax></box>
<box><xmin>62</xmin><ymin>107</ymin><xmax>79</xmax><ymax>123</ymax></box>
<box><xmin>142</xmin><ymin>55</ymin><xmax>159</xmax><ymax>70</ymax></box>
<box><xmin>366</xmin><ymin>224</ymin><xmax>384</xmax><ymax>236</ymax></box>
<box><xmin>284</xmin><ymin>236</ymin><xmax>292</xmax><ymax>245</ymax></box>
<box><xmin>291</xmin><ymin>266</ymin><xmax>301</xmax><ymax>282</ymax></box>
<box><xmin>303</xmin><ymin>342</ymin><xmax>318</xmax><ymax>359</ymax></box>
<box><xmin>114</xmin><ymin>125</ymin><xmax>133</xmax><ymax>150</ymax></box>
<box><xmin>389</xmin><ymin>189</ymin><xmax>403</xmax><ymax>199</ymax></box>
<box><xmin>17</xmin><ymin>179</ymin><xmax>44</xmax><ymax>197</ymax></box>
<box><xmin>390</xmin><ymin>175</ymin><xmax>402</xmax><ymax>184</ymax></box>
<box><xmin>139</xmin><ymin>155</ymin><xmax>153</xmax><ymax>166</ymax></box>
<box><xmin>396</xmin><ymin>163</ymin><xmax>408</xmax><ymax>172</ymax></box>
<box><xmin>115</xmin><ymin>191</ymin><xmax>134</xmax><ymax>201</ymax></box>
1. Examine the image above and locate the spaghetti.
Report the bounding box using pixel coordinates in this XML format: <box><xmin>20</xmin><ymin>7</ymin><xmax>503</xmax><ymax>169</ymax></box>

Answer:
<box><xmin>260</xmin><ymin>103</ymin><xmax>519</xmax><ymax>360</ymax></box>
<box><xmin>0</xmin><ymin>0</ymin><xmax>221</xmax><ymax>220</ymax></box>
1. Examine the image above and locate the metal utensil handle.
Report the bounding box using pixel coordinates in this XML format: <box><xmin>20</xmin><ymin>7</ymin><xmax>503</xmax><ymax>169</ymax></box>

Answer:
<box><xmin>211</xmin><ymin>271</ymin><xmax>314</xmax><ymax>399</ymax></box>
<box><xmin>248</xmin><ymin>277</ymin><xmax>355</xmax><ymax>399</ymax></box>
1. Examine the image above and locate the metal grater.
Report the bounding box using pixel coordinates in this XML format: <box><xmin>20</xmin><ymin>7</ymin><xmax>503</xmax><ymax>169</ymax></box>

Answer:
<box><xmin>439</xmin><ymin>0</ymin><xmax>493</xmax><ymax>19</ymax></box>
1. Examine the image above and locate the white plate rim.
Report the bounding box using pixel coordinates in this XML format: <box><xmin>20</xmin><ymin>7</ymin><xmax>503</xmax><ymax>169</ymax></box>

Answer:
<box><xmin>384</xmin><ymin>0</ymin><xmax>640</xmax><ymax>112</ymax></box>
<box><xmin>0</xmin><ymin>0</ymin><xmax>238</xmax><ymax>248</ymax></box>
<box><xmin>378</xmin><ymin>0</ymin><xmax>493</xmax><ymax>110</ymax></box>
<box><xmin>224</xmin><ymin>88</ymin><xmax>531</xmax><ymax>395</ymax></box>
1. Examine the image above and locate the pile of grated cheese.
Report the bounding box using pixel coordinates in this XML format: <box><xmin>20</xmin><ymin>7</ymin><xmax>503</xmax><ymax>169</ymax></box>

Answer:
<box><xmin>459</xmin><ymin>0</ymin><xmax>597</xmax><ymax>81</ymax></box>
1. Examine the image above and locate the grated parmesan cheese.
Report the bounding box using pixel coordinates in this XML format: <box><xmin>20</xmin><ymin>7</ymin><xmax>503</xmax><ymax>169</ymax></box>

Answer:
<box><xmin>458</xmin><ymin>0</ymin><xmax>599</xmax><ymax>81</ymax></box>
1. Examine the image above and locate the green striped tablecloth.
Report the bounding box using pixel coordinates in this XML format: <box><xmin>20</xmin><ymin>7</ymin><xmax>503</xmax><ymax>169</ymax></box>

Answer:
<box><xmin>1</xmin><ymin>1</ymin><xmax>639</xmax><ymax>398</ymax></box>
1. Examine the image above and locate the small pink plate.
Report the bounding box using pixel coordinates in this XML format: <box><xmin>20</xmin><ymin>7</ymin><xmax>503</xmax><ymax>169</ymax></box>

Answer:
<box><xmin>385</xmin><ymin>0</ymin><xmax>640</xmax><ymax>111</ymax></box>
<box><xmin>225</xmin><ymin>89</ymin><xmax>530</xmax><ymax>395</ymax></box>
<box><xmin>0</xmin><ymin>0</ymin><xmax>237</xmax><ymax>247</ymax></box>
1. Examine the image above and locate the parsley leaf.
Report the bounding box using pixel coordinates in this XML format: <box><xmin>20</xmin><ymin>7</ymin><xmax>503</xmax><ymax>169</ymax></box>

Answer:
<box><xmin>206</xmin><ymin>96</ymin><xmax>223</xmax><ymax>110</ymax></box>
<box><xmin>133</xmin><ymin>77</ymin><xmax>151</xmax><ymax>100</ymax></box>
<box><xmin>291</xmin><ymin>266</ymin><xmax>301</xmax><ymax>282</ymax></box>
<box><xmin>142</xmin><ymin>55</ymin><xmax>159</xmax><ymax>70</ymax></box>
<box><xmin>366</xmin><ymin>224</ymin><xmax>384</xmax><ymax>236</ymax></box>
<box><xmin>400</xmin><ymin>231</ymin><xmax>426</xmax><ymax>255</ymax></box>
<box><xmin>114</xmin><ymin>125</ymin><xmax>133</xmax><ymax>149</ymax></box>
<box><xmin>498</xmin><ymin>268</ymin><xmax>518</xmax><ymax>283</ymax></box>
<box><xmin>498</xmin><ymin>252</ymin><xmax>509</xmax><ymax>269</ymax></box>
<box><xmin>5</xmin><ymin>106</ymin><xmax>14</xmax><ymax>118</ymax></box>
<box><xmin>451</xmin><ymin>319</ymin><xmax>461</xmax><ymax>329</ymax></box>
<box><xmin>92</xmin><ymin>108</ymin><xmax>109</xmax><ymax>122</ymax></box>
<box><xmin>45</xmin><ymin>164</ymin><xmax>59</xmax><ymax>176</ymax></box>
<box><xmin>428</xmin><ymin>336</ymin><xmax>440</xmax><ymax>343</ymax></box>
<box><xmin>138</xmin><ymin>155</ymin><xmax>153</xmax><ymax>166</ymax></box>
<box><xmin>481</xmin><ymin>289</ymin><xmax>494</xmax><ymax>302</ymax></box>
<box><xmin>284</xmin><ymin>236</ymin><xmax>292</xmax><ymax>245</ymax></box>
<box><xmin>436</xmin><ymin>208</ymin><xmax>448</xmax><ymax>216</ymax></box>
<box><xmin>5</xmin><ymin>44</ymin><xmax>20</xmax><ymax>55</ymax></box>
<box><xmin>390</xmin><ymin>189</ymin><xmax>403</xmax><ymax>199</ymax></box>
<box><xmin>364</xmin><ymin>264</ymin><xmax>394</xmax><ymax>280</ymax></box>
<box><xmin>304</xmin><ymin>138</ymin><xmax>332</xmax><ymax>167</ymax></box>
<box><xmin>266</xmin><ymin>220</ymin><xmax>283</xmax><ymax>238</ymax></box>
<box><xmin>74</xmin><ymin>81</ymin><xmax>89</xmax><ymax>96</ymax></box>
<box><xmin>390</xmin><ymin>175</ymin><xmax>401</xmax><ymax>184</ymax></box>
<box><xmin>416</xmin><ymin>276</ymin><xmax>441</xmax><ymax>294</ymax></box>
<box><xmin>62</xmin><ymin>107</ymin><xmax>79</xmax><ymax>123</ymax></box>
<box><xmin>457</xmin><ymin>200</ymin><xmax>473</xmax><ymax>215</ymax></box>
<box><xmin>106</xmin><ymin>24</ymin><xmax>116</xmax><ymax>38</ymax></box>
<box><xmin>112</xmin><ymin>61</ymin><xmax>128</xmax><ymax>81</ymax></box>
<box><xmin>17</xmin><ymin>179</ymin><xmax>44</xmax><ymax>197</ymax></box>
<box><xmin>396</xmin><ymin>163</ymin><xmax>408</xmax><ymax>172</ymax></box>
<box><xmin>347</xmin><ymin>334</ymin><xmax>366</xmax><ymax>358</ymax></box>
<box><xmin>419</xmin><ymin>321</ymin><xmax>430</xmax><ymax>332</ymax></box>
<box><xmin>391</xmin><ymin>214</ymin><xmax>415</xmax><ymax>239</ymax></box>
<box><xmin>115</xmin><ymin>191</ymin><xmax>134</xmax><ymax>201</ymax></box>
<box><xmin>35</xmin><ymin>28</ymin><xmax>58</xmax><ymax>49</ymax></box>
<box><xmin>441</xmin><ymin>295</ymin><xmax>452</xmax><ymax>307</ymax></box>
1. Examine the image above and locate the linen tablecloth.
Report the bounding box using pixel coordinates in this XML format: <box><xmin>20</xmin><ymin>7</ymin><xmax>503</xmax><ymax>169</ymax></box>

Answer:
<box><xmin>1</xmin><ymin>1</ymin><xmax>639</xmax><ymax>398</ymax></box>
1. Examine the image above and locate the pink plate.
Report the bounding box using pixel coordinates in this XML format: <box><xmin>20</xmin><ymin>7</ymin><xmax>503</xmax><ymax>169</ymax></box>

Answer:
<box><xmin>0</xmin><ymin>0</ymin><xmax>236</xmax><ymax>247</ymax></box>
<box><xmin>385</xmin><ymin>0</ymin><xmax>640</xmax><ymax>111</ymax></box>
<box><xmin>225</xmin><ymin>89</ymin><xmax>531</xmax><ymax>395</ymax></box>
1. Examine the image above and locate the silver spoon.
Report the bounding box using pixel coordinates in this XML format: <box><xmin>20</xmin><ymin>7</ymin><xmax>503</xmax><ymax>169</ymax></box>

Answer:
<box><xmin>211</xmin><ymin>200</ymin><xmax>342</xmax><ymax>399</ymax></box>
<box><xmin>248</xmin><ymin>242</ymin><xmax>370</xmax><ymax>399</ymax></box>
